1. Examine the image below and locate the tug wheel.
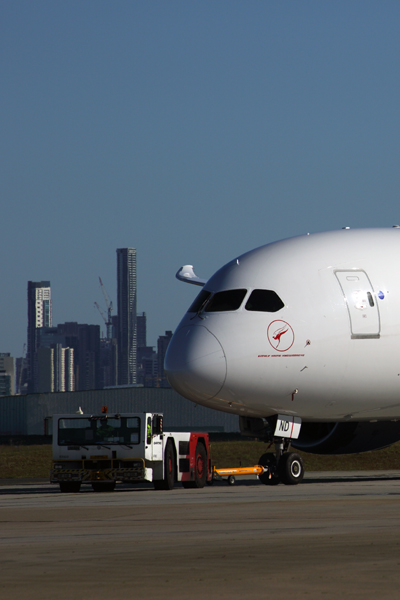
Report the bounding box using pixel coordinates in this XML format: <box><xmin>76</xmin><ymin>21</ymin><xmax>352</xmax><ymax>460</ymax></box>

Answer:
<box><xmin>164</xmin><ymin>440</ymin><xmax>176</xmax><ymax>490</ymax></box>
<box><xmin>154</xmin><ymin>439</ymin><xmax>175</xmax><ymax>490</ymax></box>
<box><xmin>193</xmin><ymin>442</ymin><xmax>207</xmax><ymax>488</ymax></box>
<box><xmin>182</xmin><ymin>442</ymin><xmax>208</xmax><ymax>489</ymax></box>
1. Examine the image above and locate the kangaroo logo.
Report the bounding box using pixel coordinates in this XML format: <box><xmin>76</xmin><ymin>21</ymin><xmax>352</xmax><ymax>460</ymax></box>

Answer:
<box><xmin>273</xmin><ymin>325</ymin><xmax>289</xmax><ymax>347</ymax></box>
<box><xmin>267</xmin><ymin>320</ymin><xmax>295</xmax><ymax>352</ymax></box>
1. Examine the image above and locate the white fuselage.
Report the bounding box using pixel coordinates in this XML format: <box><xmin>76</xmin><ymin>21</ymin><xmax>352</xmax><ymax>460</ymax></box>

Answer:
<box><xmin>165</xmin><ymin>228</ymin><xmax>400</xmax><ymax>422</ymax></box>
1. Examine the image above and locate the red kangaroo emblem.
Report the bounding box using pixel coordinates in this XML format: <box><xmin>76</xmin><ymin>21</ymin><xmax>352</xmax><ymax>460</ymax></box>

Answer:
<box><xmin>272</xmin><ymin>326</ymin><xmax>288</xmax><ymax>348</ymax></box>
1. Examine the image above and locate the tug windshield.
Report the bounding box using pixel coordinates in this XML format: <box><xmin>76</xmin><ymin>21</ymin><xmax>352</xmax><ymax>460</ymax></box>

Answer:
<box><xmin>58</xmin><ymin>416</ymin><xmax>141</xmax><ymax>446</ymax></box>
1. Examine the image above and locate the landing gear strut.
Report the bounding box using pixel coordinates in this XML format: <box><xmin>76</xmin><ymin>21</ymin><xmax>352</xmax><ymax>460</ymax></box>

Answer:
<box><xmin>258</xmin><ymin>439</ymin><xmax>304</xmax><ymax>486</ymax></box>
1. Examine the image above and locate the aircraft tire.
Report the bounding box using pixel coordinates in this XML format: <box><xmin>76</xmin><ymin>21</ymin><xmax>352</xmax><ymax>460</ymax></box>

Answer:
<box><xmin>279</xmin><ymin>453</ymin><xmax>304</xmax><ymax>485</ymax></box>
<box><xmin>59</xmin><ymin>482</ymin><xmax>81</xmax><ymax>493</ymax></box>
<box><xmin>257</xmin><ymin>453</ymin><xmax>280</xmax><ymax>485</ymax></box>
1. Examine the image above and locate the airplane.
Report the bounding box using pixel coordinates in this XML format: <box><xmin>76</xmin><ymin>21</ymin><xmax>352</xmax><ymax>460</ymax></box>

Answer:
<box><xmin>165</xmin><ymin>227</ymin><xmax>400</xmax><ymax>485</ymax></box>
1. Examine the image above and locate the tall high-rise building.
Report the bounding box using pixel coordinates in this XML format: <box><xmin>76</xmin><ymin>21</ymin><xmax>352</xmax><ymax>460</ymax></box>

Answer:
<box><xmin>27</xmin><ymin>281</ymin><xmax>52</xmax><ymax>392</ymax></box>
<box><xmin>35</xmin><ymin>342</ymin><xmax>74</xmax><ymax>393</ymax></box>
<box><xmin>117</xmin><ymin>248</ymin><xmax>137</xmax><ymax>385</ymax></box>
<box><xmin>64</xmin><ymin>347</ymin><xmax>75</xmax><ymax>392</ymax></box>
<box><xmin>77</xmin><ymin>324</ymin><xmax>101</xmax><ymax>390</ymax></box>
<box><xmin>99</xmin><ymin>338</ymin><xmax>118</xmax><ymax>388</ymax></box>
<box><xmin>36</xmin><ymin>347</ymin><xmax>54</xmax><ymax>393</ymax></box>
<box><xmin>137</xmin><ymin>312</ymin><xmax>147</xmax><ymax>348</ymax></box>
<box><xmin>137</xmin><ymin>346</ymin><xmax>157</xmax><ymax>387</ymax></box>
<box><xmin>137</xmin><ymin>311</ymin><xmax>151</xmax><ymax>385</ymax></box>
<box><xmin>40</xmin><ymin>322</ymin><xmax>99</xmax><ymax>391</ymax></box>
<box><xmin>157</xmin><ymin>331</ymin><xmax>173</xmax><ymax>388</ymax></box>
<box><xmin>0</xmin><ymin>353</ymin><xmax>15</xmax><ymax>396</ymax></box>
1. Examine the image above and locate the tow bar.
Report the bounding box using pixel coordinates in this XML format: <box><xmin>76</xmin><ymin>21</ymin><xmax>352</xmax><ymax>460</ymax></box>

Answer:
<box><xmin>213</xmin><ymin>465</ymin><xmax>267</xmax><ymax>486</ymax></box>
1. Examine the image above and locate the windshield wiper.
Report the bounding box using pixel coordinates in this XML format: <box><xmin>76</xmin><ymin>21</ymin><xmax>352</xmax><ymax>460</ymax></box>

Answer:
<box><xmin>190</xmin><ymin>298</ymin><xmax>209</xmax><ymax>320</ymax></box>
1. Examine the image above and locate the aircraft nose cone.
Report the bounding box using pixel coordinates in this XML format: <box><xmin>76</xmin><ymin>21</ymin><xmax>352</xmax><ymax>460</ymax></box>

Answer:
<box><xmin>165</xmin><ymin>325</ymin><xmax>226</xmax><ymax>402</ymax></box>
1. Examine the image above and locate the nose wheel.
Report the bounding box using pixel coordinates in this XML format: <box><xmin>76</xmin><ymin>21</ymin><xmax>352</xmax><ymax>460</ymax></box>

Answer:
<box><xmin>278</xmin><ymin>452</ymin><xmax>304</xmax><ymax>485</ymax></box>
<box><xmin>257</xmin><ymin>453</ymin><xmax>281</xmax><ymax>485</ymax></box>
<box><xmin>258</xmin><ymin>448</ymin><xmax>304</xmax><ymax>486</ymax></box>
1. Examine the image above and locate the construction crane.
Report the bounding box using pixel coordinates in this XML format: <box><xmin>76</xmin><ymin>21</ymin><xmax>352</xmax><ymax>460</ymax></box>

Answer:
<box><xmin>94</xmin><ymin>301</ymin><xmax>108</xmax><ymax>338</ymax></box>
<box><xmin>96</xmin><ymin>277</ymin><xmax>114</xmax><ymax>339</ymax></box>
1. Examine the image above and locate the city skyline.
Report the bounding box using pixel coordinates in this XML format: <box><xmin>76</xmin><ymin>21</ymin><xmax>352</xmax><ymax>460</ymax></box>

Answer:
<box><xmin>8</xmin><ymin>244</ymin><xmax>173</xmax><ymax>394</ymax></box>
<box><xmin>1</xmin><ymin>246</ymin><xmax>178</xmax><ymax>362</ymax></box>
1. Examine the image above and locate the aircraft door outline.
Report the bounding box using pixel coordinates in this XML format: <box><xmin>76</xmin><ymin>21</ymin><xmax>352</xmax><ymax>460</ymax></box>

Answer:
<box><xmin>335</xmin><ymin>270</ymin><xmax>380</xmax><ymax>339</ymax></box>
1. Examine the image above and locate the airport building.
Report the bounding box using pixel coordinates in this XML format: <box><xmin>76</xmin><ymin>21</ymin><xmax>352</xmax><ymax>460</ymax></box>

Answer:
<box><xmin>0</xmin><ymin>387</ymin><xmax>239</xmax><ymax>436</ymax></box>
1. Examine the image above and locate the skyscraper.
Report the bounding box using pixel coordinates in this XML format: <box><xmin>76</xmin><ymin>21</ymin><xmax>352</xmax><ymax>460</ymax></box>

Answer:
<box><xmin>40</xmin><ymin>321</ymin><xmax>100</xmax><ymax>391</ymax></box>
<box><xmin>137</xmin><ymin>312</ymin><xmax>147</xmax><ymax>349</ymax></box>
<box><xmin>117</xmin><ymin>248</ymin><xmax>137</xmax><ymax>385</ymax></box>
<box><xmin>157</xmin><ymin>331</ymin><xmax>173</xmax><ymax>388</ymax></box>
<box><xmin>27</xmin><ymin>281</ymin><xmax>52</xmax><ymax>392</ymax></box>
<box><xmin>37</xmin><ymin>344</ymin><xmax>75</xmax><ymax>393</ymax></box>
<box><xmin>0</xmin><ymin>353</ymin><xmax>15</xmax><ymax>396</ymax></box>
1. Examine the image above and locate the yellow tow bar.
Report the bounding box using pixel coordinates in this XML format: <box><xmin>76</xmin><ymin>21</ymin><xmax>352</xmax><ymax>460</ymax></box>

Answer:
<box><xmin>213</xmin><ymin>465</ymin><xmax>266</xmax><ymax>485</ymax></box>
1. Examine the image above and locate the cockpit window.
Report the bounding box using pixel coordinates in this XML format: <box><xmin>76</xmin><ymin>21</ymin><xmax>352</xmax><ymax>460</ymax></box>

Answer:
<box><xmin>245</xmin><ymin>289</ymin><xmax>284</xmax><ymax>312</ymax></box>
<box><xmin>187</xmin><ymin>290</ymin><xmax>212</xmax><ymax>313</ymax></box>
<box><xmin>205</xmin><ymin>289</ymin><xmax>247</xmax><ymax>312</ymax></box>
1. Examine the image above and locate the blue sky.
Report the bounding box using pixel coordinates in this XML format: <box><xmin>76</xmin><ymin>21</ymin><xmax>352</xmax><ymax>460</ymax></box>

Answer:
<box><xmin>2</xmin><ymin>1</ymin><xmax>400</xmax><ymax>357</ymax></box>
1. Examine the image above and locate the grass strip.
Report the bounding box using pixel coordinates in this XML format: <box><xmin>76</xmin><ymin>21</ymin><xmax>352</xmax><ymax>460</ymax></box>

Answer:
<box><xmin>1</xmin><ymin>440</ymin><xmax>400</xmax><ymax>480</ymax></box>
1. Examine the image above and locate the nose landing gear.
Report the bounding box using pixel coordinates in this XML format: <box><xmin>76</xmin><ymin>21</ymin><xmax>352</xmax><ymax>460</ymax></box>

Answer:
<box><xmin>258</xmin><ymin>440</ymin><xmax>304</xmax><ymax>486</ymax></box>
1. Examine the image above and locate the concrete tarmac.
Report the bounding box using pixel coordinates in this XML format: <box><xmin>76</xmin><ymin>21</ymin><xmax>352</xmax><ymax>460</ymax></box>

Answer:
<box><xmin>1</xmin><ymin>472</ymin><xmax>400</xmax><ymax>600</ymax></box>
